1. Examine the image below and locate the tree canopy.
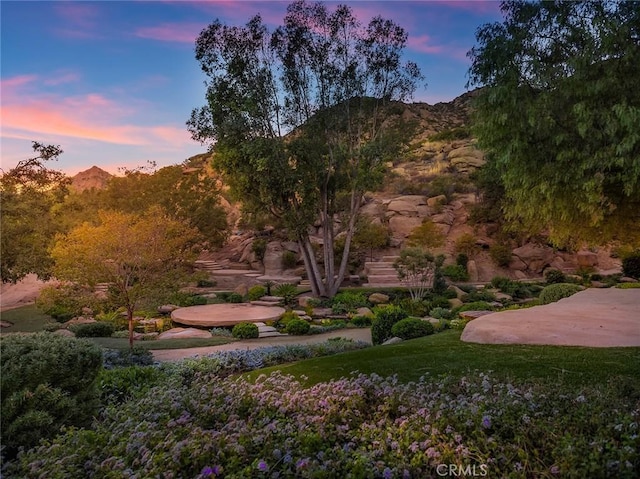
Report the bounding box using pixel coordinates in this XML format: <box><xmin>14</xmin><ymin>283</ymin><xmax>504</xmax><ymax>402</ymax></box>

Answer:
<box><xmin>51</xmin><ymin>208</ymin><xmax>199</xmax><ymax>348</ymax></box>
<box><xmin>468</xmin><ymin>0</ymin><xmax>640</xmax><ymax>247</ymax></box>
<box><xmin>188</xmin><ymin>0</ymin><xmax>423</xmax><ymax>296</ymax></box>
<box><xmin>0</xmin><ymin>142</ymin><xmax>69</xmax><ymax>283</ymax></box>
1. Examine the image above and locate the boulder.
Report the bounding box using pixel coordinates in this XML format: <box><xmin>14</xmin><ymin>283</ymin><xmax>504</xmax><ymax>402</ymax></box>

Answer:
<box><xmin>234</xmin><ymin>283</ymin><xmax>249</xmax><ymax>297</ymax></box>
<box><xmin>387</xmin><ymin>199</ymin><xmax>419</xmax><ymax>216</ymax></box>
<box><xmin>467</xmin><ymin>260</ymin><xmax>479</xmax><ymax>282</ymax></box>
<box><xmin>157</xmin><ymin>328</ymin><xmax>212</xmax><ymax>340</ymax></box>
<box><xmin>576</xmin><ymin>251</ymin><xmax>599</xmax><ymax>268</ymax></box>
<box><xmin>388</xmin><ymin>216</ymin><xmax>423</xmax><ymax>238</ymax></box>
<box><xmin>368</xmin><ymin>293</ymin><xmax>390</xmax><ymax>304</ymax></box>
<box><xmin>382</xmin><ymin>337</ymin><xmax>403</xmax><ymax>345</ymax></box>
<box><xmin>512</xmin><ymin>243</ymin><xmax>555</xmax><ymax>274</ymax></box>
<box><xmin>158</xmin><ymin>304</ymin><xmax>180</xmax><ymax>314</ymax></box>
<box><xmin>431</xmin><ymin>210</ymin><xmax>455</xmax><ymax>225</ymax></box>
<box><xmin>298</xmin><ymin>296</ymin><xmax>315</xmax><ymax>308</ymax></box>
<box><xmin>448</xmin><ymin>298</ymin><xmax>463</xmax><ymax>309</ymax></box>
<box><xmin>395</xmin><ymin>195</ymin><xmax>427</xmax><ymax>206</ymax></box>
<box><xmin>458</xmin><ymin>310</ymin><xmax>494</xmax><ymax>320</ymax></box>
<box><xmin>53</xmin><ymin>329</ymin><xmax>75</xmax><ymax>338</ymax></box>
<box><xmin>356</xmin><ymin>307</ymin><xmax>374</xmax><ymax>318</ymax></box>
<box><xmin>263</xmin><ymin>241</ymin><xmax>284</xmax><ymax>275</ymax></box>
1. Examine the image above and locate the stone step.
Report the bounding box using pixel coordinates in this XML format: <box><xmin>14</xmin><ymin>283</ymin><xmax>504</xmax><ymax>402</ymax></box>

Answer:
<box><xmin>365</xmin><ymin>274</ymin><xmax>402</xmax><ymax>282</ymax></box>
<box><xmin>363</xmin><ymin>283</ymin><xmax>405</xmax><ymax>288</ymax></box>
<box><xmin>253</xmin><ymin>322</ymin><xmax>287</xmax><ymax>338</ymax></box>
<box><xmin>365</xmin><ymin>267</ymin><xmax>397</xmax><ymax>275</ymax></box>
<box><xmin>381</xmin><ymin>255</ymin><xmax>400</xmax><ymax>262</ymax></box>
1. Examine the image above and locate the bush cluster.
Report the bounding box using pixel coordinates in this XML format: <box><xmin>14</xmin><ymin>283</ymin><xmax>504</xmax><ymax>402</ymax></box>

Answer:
<box><xmin>371</xmin><ymin>305</ymin><xmax>408</xmax><ymax>345</ymax></box>
<box><xmin>390</xmin><ymin>317</ymin><xmax>434</xmax><ymax>340</ymax></box>
<box><xmin>248</xmin><ymin>285</ymin><xmax>267</xmax><ymax>301</ymax></box>
<box><xmin>441</xmin><ymin>264</ymin><xmax>469</xmax><ymax>282</ymax></box>
<box><xmin>71</xmin><ymin>321</ymin><xmax>115</xmax><ymax>338</ymax></box>
<box><xmin>1</xmin><ymin>333</ymin><xmax>103</xmax><ymax>458</ymax></box>
<box><xmin>544</xmin><ymin>268</ymin><xmax>567</xmax><ymax>284</ymax></box>
<box><xmin>11</xmin><ymin>372</ymin><xmax>638</xmax><ymax>478</ymax></box>
<box><xmin>102</xmin><ymin>347</ymin><xmax>154</xmax><ymax>369</ymax></box>
<box><xmin>622</xmin><ymin>253</ymin><xmax>640</xmax><ymax>279</ymax></box>
<box><xmin>284</xmin><ymin>318</ymin><xmax>311</xmax><ymax>335</ymax></box>
<box><xmin>232</xmin><ymin>322</ymin><xmax>259</xmax><ymax>339</ymax></box>
<box><xmin>539</xmin><ymin>283</ymin><xmax>583</xmax><ymax>304</ymax></box>
<box><xmin>169</xmin><ymin>292</ymin><xmax>208</xmax><ymax>307</ymax></box>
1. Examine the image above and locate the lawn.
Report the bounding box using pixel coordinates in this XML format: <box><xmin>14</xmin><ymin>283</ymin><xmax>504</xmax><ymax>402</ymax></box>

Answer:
<box><xmin>248</xmin><ymin>329</ymin><xmax>640</xmax><ymax>387</ymax></box>
<box><xmin>0</xmin><ymin>304</ymin><xmax>52</xmax><ymax>332</ymax></box>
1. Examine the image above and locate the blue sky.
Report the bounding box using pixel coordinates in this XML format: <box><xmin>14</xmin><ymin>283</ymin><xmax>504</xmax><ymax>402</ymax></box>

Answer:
<box><xmin>1</xmin><ymin>1</ymin><xmax>503</xmax><ymax>175</ymax></box>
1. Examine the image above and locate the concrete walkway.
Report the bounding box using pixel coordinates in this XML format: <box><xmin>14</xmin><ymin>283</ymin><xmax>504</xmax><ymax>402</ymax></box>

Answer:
<box><xmin>151</xmin><ymin>327</ymin><xmax>372</xmax><ymax>362</ymax></box>
<box><xmin>462</xmin><ymin>288</ymin><xmax>640</xmax><ymax>347</ymax></box>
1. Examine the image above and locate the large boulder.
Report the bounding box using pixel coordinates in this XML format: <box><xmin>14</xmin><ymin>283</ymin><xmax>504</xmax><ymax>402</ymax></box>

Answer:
<box><xmin>368</xmin><ymin>293</ymin><xmax>390</xmax><ymax>304</ymax></box>
<box><xmin>511</xmin><ymin>243</ymin><xmax>555</xmax><ymax>274</ymax></box>
<box><xmin>263</xmin><ymin>241</ymin><xmax>284</xmax><ymax>275</ymax></box>
<box><xmin>388</xmin><ymin>216</ymin><xmax>423</xmax><ymax>238</ymax></box>
<box><xmin>576</xmin><ymin>251</ymin><xmax>599</xmax><ymax>268</ymax></box>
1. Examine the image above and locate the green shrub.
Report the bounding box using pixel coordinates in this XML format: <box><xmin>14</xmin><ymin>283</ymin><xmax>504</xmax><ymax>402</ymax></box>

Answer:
<box><xmin>232</xmin><ymin>322</ymin><xmax>259</xmax><ymax>339</ymax></box>
<box><xmin>462</xmin><ymin>289</ymin><xmax>497</xmax><ymax>303</ymax></box>
<box><xmin>273</xmin><ymin>283</ymin><xmax>298</xmax><ymax>306</ymax></box>
<box><xmin>248</xmin><ymin>285</ymin><xmax>267</xmax><ymax>301</ymax></box>
<box><xmin>490</xmin><ymin>276</ymin><xmax>534</xmax><ymax>299</ymax></box>
<box><xmin>393</xmin><ymin>298</ymin><xmax>431</xmax><ymax>317</ymax></box>
<box><xmin>331</xmin><ymin>291</ymin><xmax>369</xmax><ymax>312</ymax></box>
<box><xmin>196</xmin><ymin>279</ymin><xmax>217</xmax><ymax>287</ymax></box>
<box><xmin>251</xmin><ymin>238</ymin><xmax>267</xmax><ymax>261</ymax></box>
<box><xmin>282</xmin><ymin>250</ymin><xmax>298</xmax><ymax>269</ymax></box>
<box><xmin>277</xmin><ymin>310</ymin><xmax>300</xmax><ymax>328</ymax></box>
<box><xmin>350</xmin><ymin>315</ymin><xmax>372</xmax><ymax>327</ymax></box>
<box><xmin>227</xmin><ymin>292</ymin><xmax>245</xmax><ymax>304</ymax></box>
<box><xmin>71</xmin><ymin>321</ymin><xmax>115</xmax><ymax>338</ymax></box>
<box><xmin>456</xmin><ymin>253</ymin><xmax>469</xmax><ymax>268</ymax></box>
<box><xmin>455</xmin><ymin>301</ymin><xmax>495</xmax><ymax>313</ymax></box>
<box><xmin>391</xmin><ymin>318</ymin><xmax>435</xmax><ymax>340</ymax></box>
<box><xmin>36</xmin><ymin>283</ymin><xmax>101</xmax><ymax>322</ymax></box>
<box><xmin>489</xmin><ymin>244</ymin><xmax>512</xmax><ymax>267</ymax></box>
<box><xmin>429</xmin><ymin>307</ymin><xmax>453</xmax><ymax>320</ymax></box>
<box><xmin>43</xmin><ymin>322</ymin><xmax>63</xmax><ymax>332</ymax></box>
<box><xmin>371</xmin><ymin>305</ymin><xmax>408</xmax><ymax>345</ymax></box>
<box><xmin>98</xmin><ymin>366</ymin><xmax>165</xmax><ymax>405</ymax></box>
<box><xmin>1</xmin><ymin>333</ymin><xmax>102</xmax><ymax>458</ymax></box>
<box><xmin>545</xmin><ymin>269</ymin><xmax>567</xmax><ymax>284</ymax></box>
<box><xmin>622</xmin><ymin>253</ymin><xmax>640</xmax><ymax>279</ymax></box>
<box><xmin>430</xmin><ymin>296</ymin><xmax>453</xmax><ymax>309</ymax></box>
<box><xmin>441</xmin><ymin>264</ymin><xmax>469</xmax><ymax>282</ymax></box>
<box><xmin>616</xmin><ymin>282</ymin><xmax>640</xmax><ymax>289</ymax></box>
<box><xmin>285</xmin><ymin>319</ymin><xmax>311</xmax><ymax>335</ymax></box>
<box><xmin>169</xmin><ymin>291</ymin><xmax>207</xmax><ymax>307</ymax></box>
<box><xmin>539</xmin><ymin>283</ymin><xmax>583</xmax><ymax>305</ymax></box>
<box><xmin>102</xmin><ymin>347</ymin><xmax>154</xmax><ymax>369</ymax></box>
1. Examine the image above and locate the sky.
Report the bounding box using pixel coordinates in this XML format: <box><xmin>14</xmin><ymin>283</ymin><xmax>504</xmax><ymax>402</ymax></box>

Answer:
<box><xmin>1</xmin><ymin>1</ymin><xmax>503</xmax><ymax>176</ymax></box>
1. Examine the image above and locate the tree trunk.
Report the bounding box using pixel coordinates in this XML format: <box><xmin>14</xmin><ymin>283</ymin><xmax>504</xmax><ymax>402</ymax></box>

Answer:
<box><xmin>127</xmin><ymin>307</ymin><xmax>135</xmax><ymax>351</ymax></box>
<box><xmin>329</xmin><ymin>192</ymin><xmax>361</xmax><ymax>297</ymax></box>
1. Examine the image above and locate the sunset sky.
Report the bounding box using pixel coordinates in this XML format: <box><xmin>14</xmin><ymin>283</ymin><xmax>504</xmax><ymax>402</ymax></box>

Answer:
<box><xmin>1</xmin><ymin>1</ymin><xmax>503</xmax><ymax>175</ymax></box>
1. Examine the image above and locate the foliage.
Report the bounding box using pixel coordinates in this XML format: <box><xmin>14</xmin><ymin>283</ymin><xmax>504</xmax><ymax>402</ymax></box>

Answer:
<box><xmin>51</xmin><ymin>208</ymin><xmax>200</xmax><ymax>349</ymax></box>
<box><xmin>98</xmin><ymin>366</ymin><xmax>166</xmax><ymax>406</ymax></box>
<box><xmin>10</xmin><ymin>371</ymin><xmax>639</xmax><ymax>478</ymax></box>
<box><xmin>352</xmin><ymin>219</ymin><xmax>391</xmax><ymax>262</ymax></box>
<box><xmin>441</xmin><ymin>264</ymin><xmax>469</xmax><ymax>282</ymax></box>
<box><xmin>102</xmin><ymin>347</ymin><xmax>155</xmax><ymax>369</ymax></box>
<box><xmin>622</xmin><ymin>253</ymin><xmax>640</xmax><ymax>279</ymax></box>
<box><xmin>36</xmin><ymin>283</ymin><xmax>100</xmax><ymax>322</ymax></box>
<box><xmin>273</xmin><ymin>283</ymin><xmax>298</xmax><ymax>306</ymax></box>
<box><xmin>393</xmin><ymin>297</ymin><xmax>431</xmax><ymax>317</ymax></box>
<box><xmin>350</xmin><ymin>315</ymin><xmax>372</xmax><ymax>327</ymax></box>
<box><xmin>394</xmin><ymin>248</ymin><xmax>444</xmax><ymax>301</ymax></box>
<box><xmin>168</xmin><ymin>291</ymin><xmax>208</xmax><ymax>307</ymax></box>
<box><xmin>0</xmin><ymin>333</ymin><xmax>102</xmax><ymax>458</ymax></box>
<box><xmin>428</xmin><ymin>126</ymin><xmax>471</xmax><ymax>142</ymax></box>
<box><xmin>0</xmin><ymin>142</ymin><xmax>69</xmax><ymax>283</ymax></box>
<box><xmin>429</xmin><ymin>307</ymin><xmax>453</xmax><ymax>320</ymax></box>
<box><xmin>454</xmin><ymin>302</ymin><xmax>495</xmax><ymax>314</ymax></box>
<box><xmin>71</xmin><ymin>321</ymin><xmax>115</xmax><ymax>338</ymax></box>
<box><xmin>95</xmin><ymin>164</ymin><xmax>229</xmax><ymax>247</ymax></box>
<box><xmin>462</xmin><ymin>288</ymin><xmax>496</xmax><ymax>303</ymax></box>
<box><xmin>456</xmin><ymin>253</ymin><xmax>469</xmax><ymax>268</ymax></box>
<box><xmin>331</xmin><ymin>291</ymin><xmax>370</xmax><ymax>312</ymax></box>
<box><xmin>277</xmin><ymin>310</ymin><xmax>300</xmax><ymax>328</ymax></box>
<box><xmin>539</xmin><ymin>283</ymin><xmax>583</xmax><ymax>305</ymax></box>
<box><xmin>281</xmin><ymin>250</ymin><xmax>298</xmax><ymax>269</ymax></box>
<box><xmin>284</xmin><ymin>318</ymin><xmax>311</xmax><ymax>335</ymax></box>
<box><xmin>454</xmin><ymin>233</ymin><xmax>478</xmax><ymax>258</ymax></box>
<box><xmin>545</xmin><ymin>268</ymin><xmax>567</xmax><ymax>284</ymax></box>
<box><xmin>248</xmin><ymin>285</ymin><xmax>267</xmax><ymax>301</ymax></box>
<box><xmin>251</xmin><ymin>239</ymin><xmax>268</xmax><ymax>262</ymax></box>
<box><xmin>371</xmin><ymin>305</ymin><xmax>408</xmax><ymax>345</ymax></box>
<box><xmin>489</xmin><ymin>243</ymin><xmax>512</xmax><ymax>268</ymax></box>
<box><xmin>468</xmin><ymin>1</ymin><xmax>640</xmax><ymax>247</ymax></box>
<box><xmin>617</xmin><ymin>282</ymin><xmax>640</xmax><ymax>289</ymax></box>
<box><xmin>209</xmin><ymin>327</ymin><xmax>234</xmax><ymax>337</ymax></box>
<box><xmin>232</xmin><ymin>323</ymin><xmax>259</xmax><ymax>339</ymax></box>
<box><xmin>188</xmin><ymin>1</ymin><xmax>423</xmax><ymax>297</ymax></box>
<box><xmin>489</xmin><ymin>276</ymin><xmax>535</xmax><ymax>300</ymax></box>
<box><xmin>227</xmin><ymin>293</ymin><xmax>245</xmax><ymax>304</ymax></box>
<box><xmin>406</xmin><ymin>221</ymin><xmax>445</xmax><ymax>249</ymax></box>
<box><xmin>391</xmin><ymin>317</ymin><xmax>434</xmax><ymax>340</ymax></box>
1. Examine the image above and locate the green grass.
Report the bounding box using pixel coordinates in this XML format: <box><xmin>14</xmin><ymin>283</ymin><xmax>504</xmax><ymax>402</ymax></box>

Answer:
<box><xmin>247</xmin><ymin>330</ymin><xmax>640</xmax><ymax>387</ymax></box>
<box><xmin>88</xmin><ymin>336</ymin><xmax>235</xmax><ymax>350</ymax></box>
<box><xmin>0</xmin><ymin>304</ymin><xmax>52</xmax><ymax>332</ymax></box>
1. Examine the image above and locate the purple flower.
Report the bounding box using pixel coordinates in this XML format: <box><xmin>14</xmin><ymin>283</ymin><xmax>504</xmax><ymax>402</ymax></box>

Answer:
<box><xmin>383</xmin><ymin>467</ymin><xmax>393</xmax><ymax>479</ymax></box>
<box><xmin>201</xmin><ymin>467</ymin><xmax>214</xmax><ymax>476</ymax></box>
<box><xmin>201</xmin><ymin>466</ymin><xmax>221</xmax><ymax>476</ymax></box>
<box><xmin>257</xmin><ymin>460</ymin><xmax>268</xmax><ymax>472</ymax></box>
<box><xmin>550</xmin><ymin>465</ymin><xmax>560</xmax><ymax>475</ymax></box>
<box><xmin>481</xmin><ymin>415</ymin><xmax>491</xmax><ymax>429</ymax></box>
<box><xmin>296</xmin><ymin>458</ymin><xmax>309</xmax><ymax>469</ymax></box>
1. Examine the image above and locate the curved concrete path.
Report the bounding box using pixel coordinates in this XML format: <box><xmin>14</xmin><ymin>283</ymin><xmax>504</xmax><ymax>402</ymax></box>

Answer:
<box><xmin>152</xmin><ymin>327</ymin><xmax>372</xmax><ymax>362</ymax></box>
<box><xmin>462</xmin><ymin>288</ymin><xmax>640</xmax><ymax>347</ymax></box>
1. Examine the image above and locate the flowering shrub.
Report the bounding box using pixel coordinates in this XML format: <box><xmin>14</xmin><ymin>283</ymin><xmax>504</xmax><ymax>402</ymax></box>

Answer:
<box><xmin>11</xmin><ymin>372</ymin><xmax>638</xmax><ymax>478</ymax></box>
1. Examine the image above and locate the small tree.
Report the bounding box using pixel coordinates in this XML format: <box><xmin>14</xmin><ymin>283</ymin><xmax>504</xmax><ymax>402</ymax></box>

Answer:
<box><xmin>406</xmin><ymin>221</ymin><xmax>445</xmax><ymax>249</ymax></box>
<box><xmin>353</xmin><ymin>219</ymin><xmax>391</xmax><ymax>262</ymax></box>
<box><xmin>51</xmin><ymin>208</ymin><xmax>200</xmax><ymax>349</ymax></box>
<box><xmin>394</xmin><ymin>248</ymin><xmax>444</xmax><ymax>301</ymax></box>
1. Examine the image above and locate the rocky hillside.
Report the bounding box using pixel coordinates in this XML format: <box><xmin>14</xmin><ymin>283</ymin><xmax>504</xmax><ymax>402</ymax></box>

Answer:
<box><xmin>203</xmin><ymin>90</ymin><xmax>621</xmax><ymax>283</ymax></box>
<box><xmin>70</xmin><ymin>166</ymin><xmax>112</xmax><ymax>192</ymax></box>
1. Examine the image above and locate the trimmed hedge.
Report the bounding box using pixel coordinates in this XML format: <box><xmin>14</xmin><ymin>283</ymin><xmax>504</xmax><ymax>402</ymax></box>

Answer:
<box><xmin>232</xmin><ymin>322</ymin><xmax>259</xmax><ymax>339</ymax></box>
<box><xmin>371</xmin><ymin>305</ymin><xmax>408</xmax><ymax>345</ymax></box>
<box><xmin>539</xmin><ymin>283</ymin><xmax>583</xmax><ymax>305</ymax></box>
<box><xmin>284</xmin><ymin>319</ymin><xmax>311</xmax><ymax>335</ymax></box>
<box><xmin>71</xmin><ymin>321</ymin><xmax>115</xmax><ymax>338</ymax></box>
<box><xmin>391</xmin><ymin>318</ymin><xmax>435</xmax><ymax>340</ymax></box>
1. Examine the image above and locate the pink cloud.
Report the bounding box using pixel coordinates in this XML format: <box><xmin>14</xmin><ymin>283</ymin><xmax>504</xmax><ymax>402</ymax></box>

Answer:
<box><xmin>407</xmin><ymin>35</ymin><xmax>445</xmax><ymax>54</ymax></box>
<box><xmin>1</xmin><ymin>75</ymin><xmax>38</xmax><ymax>91</ymax></box>
<box><xmin>53</xmin><ymin>2</ymin><xmax>102</xmax><ymax>39</ymax></box>
<box><xmin>44</xmin><ymin>71</ymin><xmax>81</xmax><ymax>86</ymax></box>
<box><xmin>135</xmin><ymin>22</ymin><xmax>206</xmax><ymax>43</ymax></box>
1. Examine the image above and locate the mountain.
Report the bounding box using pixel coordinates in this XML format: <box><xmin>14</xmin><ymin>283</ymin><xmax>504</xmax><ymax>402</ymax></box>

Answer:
<box><xmin>71</xmin><ymin>166</ymin><xmax>112</xmax><ymax>192</ymax></box>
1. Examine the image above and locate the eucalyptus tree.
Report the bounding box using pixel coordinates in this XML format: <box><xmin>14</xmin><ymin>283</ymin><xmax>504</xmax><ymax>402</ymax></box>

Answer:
<box><xmin>188</xmin><ymin>0</ymin><xmax>423</xmax><ymax>297</ymax></box>
<box><xmin>0</xmin><ymin>142</ymin><xmax>69</xmax><ymax>283</ymax></box>
<box><xmin>468</xmin><ymin>1</ymin><xmax>640</xmax><ymax>247</ymax></box>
